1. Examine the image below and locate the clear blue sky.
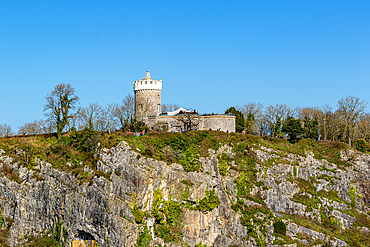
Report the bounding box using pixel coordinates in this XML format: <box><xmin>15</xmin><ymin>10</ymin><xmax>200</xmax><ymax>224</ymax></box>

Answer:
<box><xmin>1</xmin><ymin>1</ymin><xmax>369</xmax><ymax>131</ymax></box>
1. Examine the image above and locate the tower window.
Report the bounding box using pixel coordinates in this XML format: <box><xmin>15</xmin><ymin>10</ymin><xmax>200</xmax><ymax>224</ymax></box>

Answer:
<box><xmin>145</xmin><ymin>81</ymin><xmax>147</xmax><ymax>84</ymax></box>
<box><xmin>157</xmin><ymin>104</ymin><xmax>160</xmax><ymax>112</ymax></box>
<box><xmin>141</xmin><ymin>82</ymin><xmax>142</xmax><ymax>85</ymax></box>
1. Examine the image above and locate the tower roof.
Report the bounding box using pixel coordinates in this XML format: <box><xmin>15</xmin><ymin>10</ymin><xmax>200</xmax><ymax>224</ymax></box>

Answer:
<box><xmin>133</xmin><ymin>71</ymin><xmax>162</xmax><ymax>91</ymax></box>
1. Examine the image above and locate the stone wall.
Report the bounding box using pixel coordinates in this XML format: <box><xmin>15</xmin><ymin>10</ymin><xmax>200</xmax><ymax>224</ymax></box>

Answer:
<box><xmin>200</xmin><ymin>115</ymin><xmax>235</xmax><ymax>132</ymax></box>
<box><xmin>134</xmin><ymin>90</ymin><xmax>161</xmax><ymax>120</ymax></box>
<box><xmin>146</xmin><ymin>114</ymin><xmax>236</xmax><ymax>133</ymax></box>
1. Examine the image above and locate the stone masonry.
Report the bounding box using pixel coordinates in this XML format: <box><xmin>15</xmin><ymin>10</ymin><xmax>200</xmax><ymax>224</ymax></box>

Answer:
<box><xmin>133</xmin><ymin>71</ymin><xmax>236</xmax><ymax>132</ymax></box>
<box><xmin>134</xmin><ymin>71</ymin><xmax>162</xmax><ymax>120</ymax></box>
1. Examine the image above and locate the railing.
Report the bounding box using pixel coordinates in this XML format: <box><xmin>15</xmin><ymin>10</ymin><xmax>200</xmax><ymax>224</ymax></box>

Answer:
<box><xmin>71</xmin><ymin>240</ymin><xmax>97</xmax><ymax>247</ymax></box>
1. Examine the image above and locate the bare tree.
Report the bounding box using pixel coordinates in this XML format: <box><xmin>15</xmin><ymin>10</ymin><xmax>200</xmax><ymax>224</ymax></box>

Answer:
<box><xmin>18</xmin><ymin>120</ymin><xmax>56</xmax><ymax>135</ymax></box>
<box><xmin>116</xmin><ymin>94</ymin><xmax>135</xmax><ymax>129</ymax></box>
<box><xmin>264</xmin><ymin>104</ymin><xmax>295</xmax><ymax>136</ymax></box>
<box><xmin>176</xmin><ymin>111</ymin><xmax>199</xmax><ymax>131</ymax></box>
<box><xmin>66</xmin><ymin>108</ymin><xmax>82</xmax><ymax>131</ymax></box>
<box><xmin>79</xmin><ymin>103</ymin><xmax>102</xmax><ymax>130</ymax></box>
<box><xmin>237</xmin><ymin>103</ymin><xmax>264</xmax><ymax>134</ymax></box>
<box><xmin>0</xmin><ymin>123</ymin><xmax>14</xmax><ymax>136</ymax></box>
<box><xmin>99</xmin><ymin>103</ymin><xmax>119</xmax><ymax>133</ymax></box>
<box><xmin>297</xmin><ymin>107</ymin><xmax>322</xmax><ymax>124</ymax></box>
<box><xmin>41</xmin><ymin>119</ymin><xmax>56</xmax><ymax>133</ymax></box>
<box><xmin>297</xmin><ymin>107</ymin><xmax>322</xmax><ymax>139</ymax></box>
<box><xmin>321</xmin><ymin>109</ymin><xmax>344</xmax><ymax>141</ymax></box>
<box><xmin>318</xmin><ymin>105</ymin><xmax>332</xmax><ymax>140</ymax></box>
<box><xmin>255</xmin><ymin>117</ymin><xmax>270</xmax><ymax>136</ymax></box>
<box><xmin>355</xmin><ymin>113</ymin><xmax>370</xmax><ymax>142</ymax></box>
<box><xmin>162</xmin><ymin>103</ymin><xmax>180</xmax><ymax>113</ymax></box>
<box><xmin>44</xmin><ymin>83</ymin><xmax>79</xmax><ymax>139</ymax></box>
<box><xmin>237</xmin><ymin>103</ymin><xmax>264</xmax><ymax>119</ymax></box>
<box><xmin>337</xmin><ymin>96</ymin><xmax>368</xmax><ymax>146</ymax></box>
<box><xmin>18</xmin><ymin>120</ymin><xmax>43</xmax><ymax>135</ymax></box>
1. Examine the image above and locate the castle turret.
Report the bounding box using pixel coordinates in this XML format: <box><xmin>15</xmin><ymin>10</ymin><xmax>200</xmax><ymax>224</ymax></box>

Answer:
<box><xmin>134</xmin><ymin>71</ymin><xmax>162</xmax><ymax>120</ymax></box>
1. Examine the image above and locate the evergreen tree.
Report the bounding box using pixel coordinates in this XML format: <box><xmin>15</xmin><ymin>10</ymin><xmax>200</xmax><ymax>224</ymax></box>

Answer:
<box><xmin>225</xmin><ymin>107</ymin><xmax>245</xmax><ymax>132</ymax></box>
<box><xmin>302</xmin><ymin>116</ymin><xmax>319</xmax><ymax>140</ymax></box>
<box><xmin>245</xmin><ymin>113</ymin><xmax>255</xmax><ymax>134</ymax></box>
<box><xmin>272</xmin><ymin>118</ymin><xmax>282</xmax><ymax>137</ymax></box>
<box><xmin>282</xmin><ymin>117</ymin><xmax>303</xmax><ymax>143</ymax></box>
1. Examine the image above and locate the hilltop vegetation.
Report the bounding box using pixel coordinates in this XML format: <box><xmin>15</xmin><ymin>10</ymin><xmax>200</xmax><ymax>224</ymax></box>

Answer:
<box><xmin>1</xmin><ymin>83</ymin><xmax>370</xmax><ymax>155</ymax></box>
<box><xmin>0</xmin><ymin>130</ymin><xmax>370</xmax><ymax>246</ymax></box>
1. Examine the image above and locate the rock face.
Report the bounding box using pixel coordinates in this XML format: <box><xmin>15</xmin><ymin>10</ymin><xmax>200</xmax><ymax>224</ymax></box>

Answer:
<box><xmin>0</xmin><ymin>140</ymin><xmax>369</xmax><ymax>247</ymax></box>
<box><xmin>0</xmin><ymin>142</ymin><xmax>246</xmax><ymax>247</ymax></box>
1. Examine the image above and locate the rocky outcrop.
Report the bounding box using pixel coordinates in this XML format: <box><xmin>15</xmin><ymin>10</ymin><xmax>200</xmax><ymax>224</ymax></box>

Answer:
<box><xmin>0</xmin><ymin>141</ymin><xmax>369</xmax><ymax>246</ymax></box>
<box><xmin>0</xmin><ymin>142</ymin><xmax>247</xmax><ymax>247</ymax></box>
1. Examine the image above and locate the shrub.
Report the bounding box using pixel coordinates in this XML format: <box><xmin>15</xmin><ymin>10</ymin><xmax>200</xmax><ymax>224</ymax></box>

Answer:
<box><xmin>293</xmin><ymin>166</ymin><xmax>297</xmax><ymax>177</ymax></box>
<box><xmin>218</xmin><ymin>153</ymin><xmax>230</xmax><ymax>176</ymax></box>
<box><xmin>127</xmin><ymin>119</ymin><xmax>148</xmax><ymax>132</ymax></box>
<box><xmin>179</xmin><ymin>144</ymin><xmax>201</xmax><ymax>172</ymax></box>
<box><xmin>235</xmin><ymin>172</ymin><xmax>251</xmax><ymax>197</ymax></box>
<box><xmin>151</xmin><ymin>190</ymin><xmax>183</xmax><ymax>243</ymax></box>
<box><xmin>273</xmin><ymin>220</ymin><xmax>286</xmax><ymax>235</ymax></box>
<box><xmin>348</xmin><ymin>184</ymin><xmax>357</xmax><ymax>208</ymax></box>
<box><xmin>195</xmin><ymin>242</ymin><xmax>208</xmax><ymax>247</ymax></box>
<box><xmin>132</xmin><ymin>205</ymin><xmax>144</xmax><ymax>223</ymax></box>
<box><xmin>26</xmin><ymin>235</ymin><xmax>60</xmax><ymax>247</ymax></box>
<box><xmin>180</xmin><ymin>179</ymin><xmax>194</xmax><ymax>187</ymax></box>
<box><xmin>78</xmin><ymin>128</ymin><xmax>99</xmax><ymax>153</ymax></box>
<box><xmin>167</xmin><ymin>134</ymin><xmax>190</xmax><ymax>152</ymax></box>
<box><xmin>195</xmin><ymin>188</ymin><xmax>220</xmax><ymax>212</ymax></box>
<box><xmin>130</xmin><ymin>196</ymin><xmax>144</xmax><ymax>223</ymax></box>
<box><xmin>354</xmin><ymin>139</ymin><xmax>369</xmax><ymax>152</ymax></box>
<box><xmin>136</xmin><ymin>224</ymin><xmax>152</xmax><ymax>247</ymax></box>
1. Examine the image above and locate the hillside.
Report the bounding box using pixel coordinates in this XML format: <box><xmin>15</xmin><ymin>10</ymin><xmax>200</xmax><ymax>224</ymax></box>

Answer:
<box><xmin>0</xmin><ymin>130</ymin><xmax>369</xmax><ymax>247</ymax></box>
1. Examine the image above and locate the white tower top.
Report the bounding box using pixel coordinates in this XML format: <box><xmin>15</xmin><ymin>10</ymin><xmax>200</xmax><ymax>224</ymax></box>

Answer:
<box><xmin>134</xmin><ymin>71</ymin><xmax>162</xmax><ymax>91</ymax></box>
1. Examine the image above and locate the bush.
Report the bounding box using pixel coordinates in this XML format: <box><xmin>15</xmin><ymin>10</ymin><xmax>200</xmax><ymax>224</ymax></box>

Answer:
<box><xmin>132</xmin><ymin>205</ymin><xmax>144</xmax><ymax>223</ymax></box>
<box><xmin>218</xmin><ymin>153</ymin><xmax>229</xmax><ymax>176</ymax></box>
<box><xmin>195</xmin><ymin>188</ymin><xmax>220</xmax><ymax>212</ymax></box>
<box><xmin>179</xmin><ymin>144</ymin><xmax>201</xmax><ymax>172</ymax></box>
<box><xmin>273</xmin><ymin>220</ymin><xmax>286</xmax><ymax>235</ymax></box>
<box><xmin>26</xmin><ymin>235</ymin><xmax>60</xmax><ymax>247</ymax></box>
<box><xmin>235</xmin><ymin>172</ymin><xmax>251</xmax><ymax>197</ymax></box>
<box><xmin>195</xmin><ymin>242</ymin><xmax>208</xmax><ymax>247</ymax></box>
<box><xmin>136</xmin><ymin>224</ymin><xmax>152</xmax><ymax>247</ymax></box>
<box><xmin>354</xmin><ymin>139</ymin><xmax>369</xmax><ymax>152</ymax></box>
<box><xmin>151</xmin><ymin>190</ymin><xmax>183</xmax><ymax>243</ymax></box>
<box><xmin>127</xmin><ymin>119</ymin><xmax>148</xmax><ymax>132</ymax></box>
<box><xmin>78</xmin><ymin>128</ymin><xmax>99</xmax><ymax>153</ymax></box>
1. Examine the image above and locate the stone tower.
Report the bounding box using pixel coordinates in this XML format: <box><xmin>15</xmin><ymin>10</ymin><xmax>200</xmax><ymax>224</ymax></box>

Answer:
<box><xmin>133</xmin><ymin>71</ymin><xmax>162</xmax><ymax>120</ymax></box>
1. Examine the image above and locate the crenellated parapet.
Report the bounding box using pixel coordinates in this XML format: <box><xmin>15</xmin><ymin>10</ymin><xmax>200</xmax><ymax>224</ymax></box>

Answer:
<box><xmin>133</xmin><ymin>71</ymin><xmax>162</xmax><ymax>92</ymax></box>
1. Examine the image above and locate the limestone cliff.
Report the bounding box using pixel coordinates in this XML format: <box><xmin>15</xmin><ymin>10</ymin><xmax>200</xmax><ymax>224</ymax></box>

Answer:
<box><xmin>0</xmin><ymin>132</ymin><xmax>369</xmax><ymax>247</ymax></box>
